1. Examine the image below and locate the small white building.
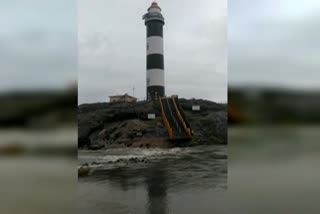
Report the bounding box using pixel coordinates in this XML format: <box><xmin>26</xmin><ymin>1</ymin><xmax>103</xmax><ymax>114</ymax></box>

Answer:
<box><xmin>147</xmin><ymin>113</ymin><xmax>156</xmax><ymax>119</ymax></box>
<box><xmin>109</xmin><ymin>94</ymin><xmax>137</xmax><ymax>104</ymax></box>
<box><xmin>192</xmin><ymin>105</ymin><xmax>200</xmax><ymax>111</ymax></box>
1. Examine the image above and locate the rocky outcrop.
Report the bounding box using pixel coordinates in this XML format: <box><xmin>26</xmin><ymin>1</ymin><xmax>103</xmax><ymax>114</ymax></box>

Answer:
<box><xmin>78</xmin><ymin>101</ymin><xmax>164</xmax><ymax>149</ymax></box>
<box><xmin>78</xmin><ymin>99</ymin><xmax>227</xmax><ymax>149</ymax></box>
<box><xmin>189</xmin><ymin>111</ymin><xmax>227</xmax><ymax>145</ymax></box>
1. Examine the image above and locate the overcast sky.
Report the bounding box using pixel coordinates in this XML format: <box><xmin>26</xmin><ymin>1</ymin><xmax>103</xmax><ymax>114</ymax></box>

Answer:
<box><xmin>2</xmin><ymin>1</ymin><xmax>319</xmax><ymax>99</ymax></box>
<box><xmin>78</xmin><ymin>0</ymin><xmax>227</xmax><ymax>103</ymax></box>
<box><xmin>0</xmin><ymin>0</ymin><xmax>77</xmax><ymax>91</ymax></box>
<box><xmin>229</xmin><ymin>0</ymin><xmax>320</xmax><ymax>89</ymax></box>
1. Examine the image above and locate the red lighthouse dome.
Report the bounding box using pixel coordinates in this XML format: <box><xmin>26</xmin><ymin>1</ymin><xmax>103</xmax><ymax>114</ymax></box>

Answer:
<box><xmin>148</xmin><ymin>2</ymin><xmax>161</xmax><ymax>11</ymax></box>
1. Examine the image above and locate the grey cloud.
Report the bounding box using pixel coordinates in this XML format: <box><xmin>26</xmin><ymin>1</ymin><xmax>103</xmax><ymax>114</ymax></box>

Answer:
<box><xmin>229</xmin><ymin>1</ymin><xmax>320</xmax><ymax>89</ymax></box>
<box><xmin>0</xmin><ymin>0</ymin><xmax>77</xmax><ymax>91</ymax></box>
<box><xmin>0</xmin><ymin>30</ymin><xmax>77</xmax><ymax>90</ymax></box>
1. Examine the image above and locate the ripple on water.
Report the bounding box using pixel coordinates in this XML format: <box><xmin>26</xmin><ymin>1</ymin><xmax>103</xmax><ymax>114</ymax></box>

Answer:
<box><xmin>79</xmin><ymin>145</ymin><xmax>227</xmax><ymax>214</ymax></box>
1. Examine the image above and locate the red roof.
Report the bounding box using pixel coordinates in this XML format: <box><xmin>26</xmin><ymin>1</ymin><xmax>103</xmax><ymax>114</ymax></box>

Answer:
<box><xmin>109</xmin><ymin>94</ymin><xmax>137</xmax><ymax>100</ymax></box>
<box><xmin>149</xmin><ymin>2</ymin><xmax>161</xmax><ymax>10</ymax></box>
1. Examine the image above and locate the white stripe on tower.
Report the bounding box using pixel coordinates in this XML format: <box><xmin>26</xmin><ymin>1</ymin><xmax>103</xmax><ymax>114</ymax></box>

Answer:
<box><xmin>147</xmin><ymin>36</ymin><xmax>163</xmax><ymax>55</ymax></box>
<box><xmin>147</xmin><ymin>69</ymin><xmax>165</xmax><ymax>86</ymax></box>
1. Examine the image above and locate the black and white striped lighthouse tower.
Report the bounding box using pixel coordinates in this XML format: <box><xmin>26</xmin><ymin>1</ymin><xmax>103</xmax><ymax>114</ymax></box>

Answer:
<box><xmin>143</xmin><ymin>1</ymin><xmax>165</xmax><ymax>101</ymax></box>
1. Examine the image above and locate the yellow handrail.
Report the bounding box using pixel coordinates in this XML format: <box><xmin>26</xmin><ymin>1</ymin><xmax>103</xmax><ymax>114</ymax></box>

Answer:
<box><xmin>159</xmin><ymin>97</ymin><xmax>173</xmax><ymax>139</ymax></box>
<box><xmin>171</xmin><ymin>95</ymin><xmax>192</xmax><ymax>138</ymax></box>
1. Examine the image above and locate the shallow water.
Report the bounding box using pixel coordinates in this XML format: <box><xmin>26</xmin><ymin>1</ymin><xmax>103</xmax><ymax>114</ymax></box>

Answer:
<box><xmin>78</xmin><ymin>145</ymin><xmax>227</xmax><ymax>214</ymax></box>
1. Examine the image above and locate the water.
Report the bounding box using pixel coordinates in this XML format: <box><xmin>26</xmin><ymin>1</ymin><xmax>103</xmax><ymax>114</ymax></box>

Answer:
<box><xmin>227</xmin><ymin>126</ymin><xmax>320</xmax><ymax>214</ymax></box>
<box><xmin>79</xmin><ymin>126</ymin><xmax>320</xmax><ymax>214</ymax></box>
<box><xmin>3</xmin><ymin>126</ymin><xmax>318</xmax><ymax>213</ymax></box>
<box><xmin>78</xmin><ymin>145</ymin><xmax>227</xmax><ymax>214</ymax></box>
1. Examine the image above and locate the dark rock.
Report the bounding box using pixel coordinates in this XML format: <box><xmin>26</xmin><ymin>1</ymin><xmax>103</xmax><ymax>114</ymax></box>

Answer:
<box><xmin>212</xmin><ymin>154</ymin><xmax>228</xmax><ymax>159</ymax></box>
<box><xmin>88</xmin><ymin>129</ymin><xmax>106</xmax><ymax>150</ymax></box>
<box><xmin>178</xmin><ymin>98</ymin><xmax>226</xmax><ymax>112</ymax></box>
<box><xmin>188</xmin><ymin>111</ymin><xmax>227</xmax><ymax>145</ymax></box>
<box><xmin>91</xmin><ymin>161</ymin><xmax>100</xmax><ymax>165</ymax></box>
<box><xmin>129</xmin><ymin>157</ymin><xmax>138</xmax><ymax>163</ymax></box>
<box><xmin>78</xmin><ymin>166</ymin><xmax>90</xmax><ymax>177</ymax></box>
<box><xmin>78</xmin><ymin>99</ymin><xmax>227</xmax><ymax>149</ymax></box>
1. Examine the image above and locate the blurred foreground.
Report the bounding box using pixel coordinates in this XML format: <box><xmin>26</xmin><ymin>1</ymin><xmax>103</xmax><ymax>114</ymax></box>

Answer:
<box><xmin>229</xmin><ymin>87</ymin><xmax>320</xmax><ymax>124</ymax></box>
<box><xmin>0</xmin><ymin>87</ymin><xmax>77</xmax><ymax>214</ymax></box>
<box><xmin>228</xmin><ymin>125</ymin><xmax>320</xmax><ymax>213</ymax></box>
<box><xmin>228</xmin><ymin>86</ymin><xmax>320</xmax><ymax>213</ymax></box>
<box><xmin>0</xmin><ymin>86</ymin><xmax>76</xmax><ymax>128</ymax></box>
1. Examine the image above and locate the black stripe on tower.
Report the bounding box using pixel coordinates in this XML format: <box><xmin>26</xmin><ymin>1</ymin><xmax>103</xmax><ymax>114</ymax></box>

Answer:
<box><xmin>147</xmin><ymin>54</ymin><xmax>164</xmax><ymax>69</ymax></box>
<box><xmin>147</xmin><ymin>86</ymin><xmax>165</xmax><ymax>100</ymax></box>
<box><xmin>147</xmin><ymin>21</ymin><xmax>163</xmax><ymax>37</ymax></box>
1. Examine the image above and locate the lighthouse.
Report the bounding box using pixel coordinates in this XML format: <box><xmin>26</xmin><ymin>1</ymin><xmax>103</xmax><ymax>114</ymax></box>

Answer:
<box><xmin>143</xmin><ymin>2</ymin><xmax>165</xmax><ymax>101</ymax></box>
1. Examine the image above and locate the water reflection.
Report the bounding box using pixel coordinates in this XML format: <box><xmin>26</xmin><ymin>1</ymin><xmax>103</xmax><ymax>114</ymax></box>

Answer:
<box><xmin>85</xmin><ymin>162</ymin><xmax>169</xmax><ymax>214</ymax></box>
<box><xmin>79</xmin><ymin>146</ymin><xmax>227</xmax><ymax>214</ymax></box>
<box><xmin>145</xmin><ymin>163</ymin><xmax>168</xmax><ymax>214</ymax></box>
